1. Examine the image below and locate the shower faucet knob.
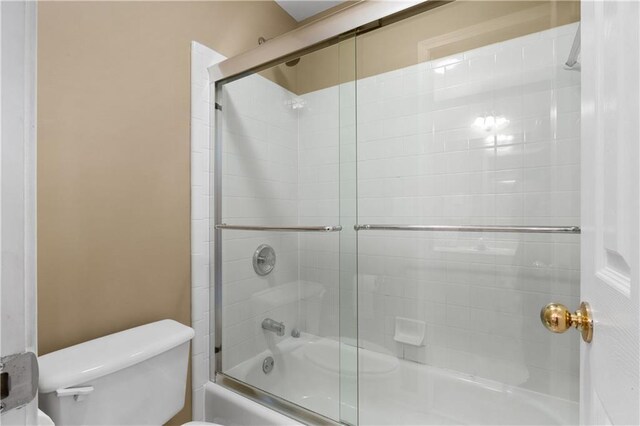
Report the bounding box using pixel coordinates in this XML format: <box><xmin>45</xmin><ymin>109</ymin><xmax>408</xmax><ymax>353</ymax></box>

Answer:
<box><xmin>262</xmin><ymin>318</ymin><xmax>285</xmax><ymax>337</ymax></box>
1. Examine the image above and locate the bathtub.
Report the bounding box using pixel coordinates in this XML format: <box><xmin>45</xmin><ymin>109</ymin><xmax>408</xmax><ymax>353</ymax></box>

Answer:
<box><xmin>222</xmin><ymin>334</ymin><xmax>578</xmax><ymax>425</ymax></box>
<box><xmin>204</xmin><ymin>381</ymin><xmax>302</xmax><ymax>425</ymax></box>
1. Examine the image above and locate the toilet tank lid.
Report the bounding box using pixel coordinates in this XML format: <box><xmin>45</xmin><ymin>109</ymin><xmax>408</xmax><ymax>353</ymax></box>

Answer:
<box><xmin>38</xmin><ymin>319</ymin><xmax>195</xmax><ymax>393</ymax></box>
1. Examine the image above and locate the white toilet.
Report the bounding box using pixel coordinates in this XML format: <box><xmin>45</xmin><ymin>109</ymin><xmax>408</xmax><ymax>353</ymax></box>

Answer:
<box><xmin>38</xmin><ymin>319</ymin><xmax>216</xmax><ymax>425</ymax></box>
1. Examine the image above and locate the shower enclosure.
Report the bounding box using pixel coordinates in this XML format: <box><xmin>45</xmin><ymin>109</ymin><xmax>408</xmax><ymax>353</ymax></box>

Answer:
<box><xmin>211</xmin><ymin>1</ymin><xmax>582</xmax><ymax>424</ymax></box>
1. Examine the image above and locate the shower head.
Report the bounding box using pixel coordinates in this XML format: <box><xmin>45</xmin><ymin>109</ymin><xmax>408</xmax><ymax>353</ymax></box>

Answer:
<box><xmin>285</xmin><ymin>58</ymin><xmax>300</xmax><ymax>67</ymax></box>
<box><xmin>258</xmin><ymin>36</ymin><xmax>299</xmax><ymax>67</ymax></box>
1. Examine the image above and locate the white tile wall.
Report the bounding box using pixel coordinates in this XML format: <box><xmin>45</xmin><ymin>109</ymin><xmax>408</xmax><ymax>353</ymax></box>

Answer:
<box><xmin>220</xmin><ymin>73</ymin><xmax>302</xmax><ymax>368</ymax></box>
<box><xmin>217</xmin><ymin>73</ymin><xmax>354</xmax><ymax>422</ymax></box>
<box><xmin>190</xmin><ymin>41</ymin><xmax>226</xmax><ymax>421</ymax></box>
<box><xmin>355</xmin><ymin>23</ymin><xmax>581</xmax><ymax>401</ymax></box>
<box><xmin>297</xmin><ymin>86</ymin><xmax>341</xmax><ymax>338</ymax></box>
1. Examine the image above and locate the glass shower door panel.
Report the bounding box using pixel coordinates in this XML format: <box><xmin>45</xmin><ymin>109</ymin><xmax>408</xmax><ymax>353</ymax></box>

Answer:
<box><xmin>216</xmin><ymin>38</ymin><xmax>357</xmax><ymax>424</ymax></box>
<box><xmin>355</xmin><ymin>2</ymin><xmax>581</xmax><ymax>425</ymax></box>
<box><xmin>337</xmin><ymin>36</ymin><xmax>358</xmax><ymax>426</ymax></box>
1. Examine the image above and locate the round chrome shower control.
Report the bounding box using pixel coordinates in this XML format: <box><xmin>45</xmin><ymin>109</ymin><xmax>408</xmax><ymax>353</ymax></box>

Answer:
<box><xmin>253</xmin><ymin>244</ymin><xmax>276</xmax><ymax>276</ymax></box>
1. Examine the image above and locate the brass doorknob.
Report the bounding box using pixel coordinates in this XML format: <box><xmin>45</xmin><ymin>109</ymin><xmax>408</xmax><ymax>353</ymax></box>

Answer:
<box><xmin>540</xmin><ymin>302</ymin><xmax>593</xmax><ymax>343</ymax></box>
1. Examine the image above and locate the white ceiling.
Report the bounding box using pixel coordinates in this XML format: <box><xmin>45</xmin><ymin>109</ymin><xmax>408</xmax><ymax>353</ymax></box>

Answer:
<box><xmin>275</xmin><ymin>0</ymin><xmax>347</xmax><ymax>22</ymax></box>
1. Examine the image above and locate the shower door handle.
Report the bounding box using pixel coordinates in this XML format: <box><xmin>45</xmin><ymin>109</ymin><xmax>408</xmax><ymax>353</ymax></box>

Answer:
<box><xmin>540</xmin><ymin>301</ymin><xmax>593</xmax><ymax>343</ymax></box>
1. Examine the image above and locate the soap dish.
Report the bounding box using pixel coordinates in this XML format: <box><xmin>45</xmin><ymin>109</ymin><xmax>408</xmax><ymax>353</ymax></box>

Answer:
<box><xmin>393</xmin><ymin>317</ymin><xmax>426</xmax><ymax>346</ymax></box>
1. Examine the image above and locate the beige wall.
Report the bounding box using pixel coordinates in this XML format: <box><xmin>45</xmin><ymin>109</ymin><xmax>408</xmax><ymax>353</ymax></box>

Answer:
<box><xmin>37</xmin><ymin>2</ymin><xmax>296</xmax><ymax>424</ymax></box>
<box><xmin>286</xmin><ymin>0</ymin><xmax>579</xmax><ymax>95</ymax></box>
<box><xmin>355</xmin><ymin>0</ymin><xmax>580</xmax><ymax>78</ymax></box>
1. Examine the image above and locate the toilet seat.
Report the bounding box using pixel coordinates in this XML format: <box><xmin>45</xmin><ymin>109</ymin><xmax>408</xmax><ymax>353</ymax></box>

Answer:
<box><xmin>182</xmin><ymin>422</ymin><xmax>223</xmax><ymax>426</ymax></box>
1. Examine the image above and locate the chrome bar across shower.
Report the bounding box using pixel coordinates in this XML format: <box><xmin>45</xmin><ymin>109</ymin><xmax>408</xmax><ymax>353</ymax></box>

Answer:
<box><xmin>216</xmin><ymin>224</ymin><xmax>342</xmax><ymax>232</ymax></box>
<box><xmin>354</xmin><ymin>224</ymin><xmax>581</xmax><ymax>234</ymax></box>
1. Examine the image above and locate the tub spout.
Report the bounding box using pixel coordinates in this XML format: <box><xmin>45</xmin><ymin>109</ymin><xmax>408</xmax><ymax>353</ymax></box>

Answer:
<box><xmin>262</xmin><ymin>318</ymin><xmax>285</xmax><ymax>336</ymax></box>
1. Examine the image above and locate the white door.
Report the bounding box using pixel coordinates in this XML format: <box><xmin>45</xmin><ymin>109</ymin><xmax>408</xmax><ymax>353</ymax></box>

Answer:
<box><xmin>0</xmin><ymin>1</ymin><xmax>38</xmax><ymax>424</ymax></box>
<box><xmin>580</xmin><ymin>0</ymin><xmax>640</xmax><ymax>424</ymax></box>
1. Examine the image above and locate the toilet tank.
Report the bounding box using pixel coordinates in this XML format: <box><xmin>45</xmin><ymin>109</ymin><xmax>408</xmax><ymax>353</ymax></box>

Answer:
<box><xmin>39</xmin><ymin>320</ymin><xmax>195</xmax><ymax>425</ymax></box>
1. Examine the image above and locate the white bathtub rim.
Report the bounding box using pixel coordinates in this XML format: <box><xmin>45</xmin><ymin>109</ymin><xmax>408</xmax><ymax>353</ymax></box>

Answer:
<box><xmin>204</xmin><ymin>381</ymin><xmax>303</xmax><ymax>425</ymax></box>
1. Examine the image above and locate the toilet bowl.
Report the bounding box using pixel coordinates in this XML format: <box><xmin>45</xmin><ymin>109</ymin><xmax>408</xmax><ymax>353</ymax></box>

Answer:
<box><xmin>38</xmin><ymin>320</ymin><xmax>194</xmax><ymax>425</ymax></box>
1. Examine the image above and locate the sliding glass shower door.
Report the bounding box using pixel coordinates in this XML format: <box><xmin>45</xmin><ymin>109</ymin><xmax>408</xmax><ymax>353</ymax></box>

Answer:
<box><xmin>213</xmin><ymin>37</ymin><xmax>358</xmax><ymax>424</ymax></box>
<box><xmin>354</xmin><ymin>1</ymin><xmax>581</xmax><ymax>424</ymax></box>
<box><xmin>213</xmin><ymin>1</ymin><xmax>582</xmax><ymax>425</ymax></box>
